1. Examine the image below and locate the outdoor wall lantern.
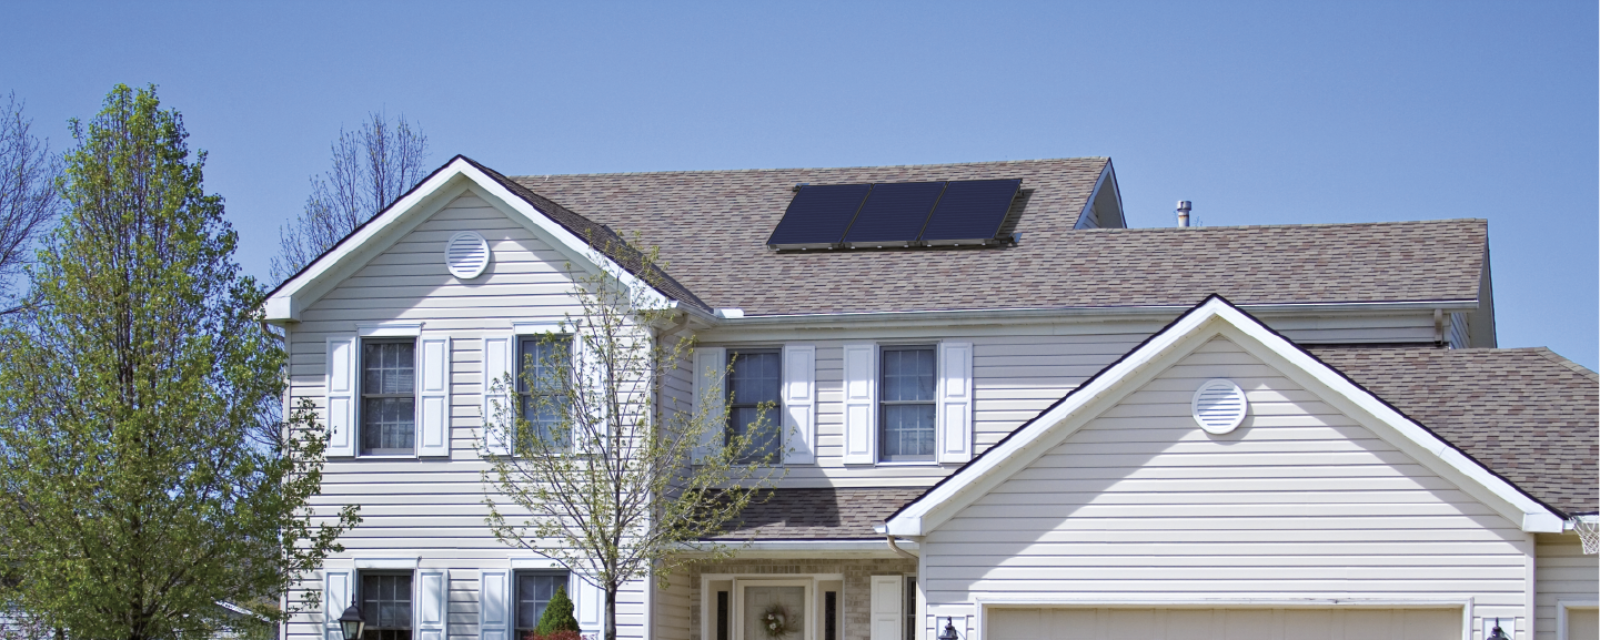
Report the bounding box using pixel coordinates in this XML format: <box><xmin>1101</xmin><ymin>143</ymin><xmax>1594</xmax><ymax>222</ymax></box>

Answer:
<box><xmin>338</xmin><ymin>600</ymin><xmax>366</xmax><ymax>640</ymax></box>
<box><xmin>1486</xmin><ymin>618</ymin><xmax>1511</xmax><ymax>640</ymax></box>
<box><xmin>937</xmin><ymin>617</ymin><xmax>960</xmax><ymax>640</ymax></box>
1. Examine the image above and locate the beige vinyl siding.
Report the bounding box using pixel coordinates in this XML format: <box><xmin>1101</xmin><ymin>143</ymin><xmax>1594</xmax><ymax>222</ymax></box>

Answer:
<box><xmin>708</xmin><ymin>311</ymin><xmax>1447</xmax><ymax>489</ymax></box>
<box><xmin>920</xmin><ymin>336</ymin><xmax>1531</xmax><ymax>635</ymax></box>
<box><xmin>1535</xmin><ymin>534</ymin><xmax>1599</xmax><ymax>640</ymax></box>
<box><xmin>284</xmin><ymin>193</ymin><xmax>650</xmax><ymax>640</ymax></box>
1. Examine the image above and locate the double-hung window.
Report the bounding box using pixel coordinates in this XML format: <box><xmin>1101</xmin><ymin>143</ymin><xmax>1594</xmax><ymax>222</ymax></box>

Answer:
<box><xmin>514</xmin><ymin>571</ymin><xmax>571</xmax><ymax>636</ymax></box>
<box><xmin>727</xmin><ymin>349</ymin><xmax>781</xmax><ymax>464</ymax></box>
<box><xmin>360</xmin><ymin>572</ymin><xmax>413</xmax><ymax>640</ymax></box>
<box><xmin>362</xmin><ymin>340</ymin><xmax>416</xmax><ymax>455</ymax></box>
<box><xmin>880</xmin><ymin>346</ymin><xmax>936</xmax><ymax>462</ymax></box>
<box><xmin>518</xmin><ymin>336</ymin><xmax>571</xmax><ymax>449</ymax></box>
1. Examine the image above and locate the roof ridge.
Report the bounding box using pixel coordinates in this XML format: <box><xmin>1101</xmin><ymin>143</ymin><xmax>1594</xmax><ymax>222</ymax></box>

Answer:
<box><xmin>1531</xmin><ymin>346</ymin><xmax>1600</xmax><ymax>382</ymax></box>
<box><xmin>509</xmin><ymin>157</ymin><xmax>1110</xmax><ymax>180</ymax></box>
<box><xmin>1071</xmin><ymin>218</ymin><xmax>1487</xmax><ymax>233</ymax></box>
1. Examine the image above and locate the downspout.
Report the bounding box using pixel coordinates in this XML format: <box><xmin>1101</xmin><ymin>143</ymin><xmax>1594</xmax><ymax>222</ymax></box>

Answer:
<box><xmin>876</xmin><ymin>523</ymin><xmax>919</xmax><ymax>560</ymax></box>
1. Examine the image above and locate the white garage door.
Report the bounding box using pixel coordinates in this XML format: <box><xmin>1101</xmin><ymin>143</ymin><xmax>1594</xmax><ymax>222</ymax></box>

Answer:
<box><xmin>1568</xmin><ymin>607</ymin><xmax>1598</xmax><ymax>640</ymax></box>
<box><xmin>988</xmin><ymin>607</ymin><xmax>1460</xmax><ymax>640</ymax></box>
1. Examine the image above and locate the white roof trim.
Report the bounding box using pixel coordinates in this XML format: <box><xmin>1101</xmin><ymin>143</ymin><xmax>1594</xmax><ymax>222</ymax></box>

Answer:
<box><xmin>885</xmin><ymin>295</ymin><xmax>1563</xmax><ymax>537</ymax></box>
<box><xmin>264</xmin><ymin>157</ymin><xmax>669</xmax><ymax>323</ymax></box>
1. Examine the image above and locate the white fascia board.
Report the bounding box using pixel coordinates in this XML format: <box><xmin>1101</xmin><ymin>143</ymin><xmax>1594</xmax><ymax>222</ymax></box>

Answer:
<box><xmin>1074</xmin><ymin>162</ymin><xmax>1115</xmax><ymax>230</ymax></box>
<box><xmin>674</xmin><ymin>539</ymin><xmax>916</xmax><ymax>558</ymax></box>
<box><xmin>885</xmin><ymin>296</ymin><xmax>1563</xmax><ymax>537</ymax></box>
<box><xmin>264</xmin><ymin>157</ymin><xmax>668</xmax><ymax>323</ymax></box>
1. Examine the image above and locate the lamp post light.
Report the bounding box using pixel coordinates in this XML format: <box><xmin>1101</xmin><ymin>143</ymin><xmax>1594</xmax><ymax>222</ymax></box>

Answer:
<box><xmin>937</xmin><ymin>618</ymin><xmax>960</xmax><ymax>640</ymax></box>
<box><xmin>337</xmin><ymin>600</ymin><xmax>366</xmax><ymax>640</ymax></box>
<box><xmin>1486</xmin><ymin>618</ymin><xmax>1511</xmax><ymax>640</ymax></box>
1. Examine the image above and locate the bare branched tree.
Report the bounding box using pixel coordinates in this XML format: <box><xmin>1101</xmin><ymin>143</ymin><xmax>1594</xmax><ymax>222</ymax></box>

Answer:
<box><xmin>481</xmin><ymin>240</ymin><xmax>783</xmax><ymax>640</ymax></box>
<box><xmin>272</xmin><ymin>112</ymin><xmax>428</xmax><ymax>283</ymax></box>
<box><xmin>0</xmin><ymin>93</ymin><xmax>60</xmax><ymax>313</ymax></box>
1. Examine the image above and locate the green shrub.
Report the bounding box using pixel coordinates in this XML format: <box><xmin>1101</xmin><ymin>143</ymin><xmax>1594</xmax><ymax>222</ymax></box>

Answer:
<box><xmin>536</xmin><ymin>586</ymin><xmax>580</xmax><ymax>634</ymax></box>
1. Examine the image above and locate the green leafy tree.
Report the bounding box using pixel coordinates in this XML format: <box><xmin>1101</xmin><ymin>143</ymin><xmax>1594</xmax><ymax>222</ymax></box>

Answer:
<box><xmin>482</xmin><ymin>239</ymin><xmax>782</xmax><ymax>640</ymax></box>
<box><xmin>534</xmin><ymin>586</ymin><xmax>579</xmax><ymax>635</ymax></box>
<box><xmin>0</xmin><ymin>84</ymin><xmax>359</xmax><ymax>640</ymax></box>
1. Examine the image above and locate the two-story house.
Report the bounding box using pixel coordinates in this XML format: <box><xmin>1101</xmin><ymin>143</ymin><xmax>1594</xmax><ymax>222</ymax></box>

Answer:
<box><xmin>266</xmin><ymin>156</ymin><xmax>1597</xmax><ymax>640</ymax></box>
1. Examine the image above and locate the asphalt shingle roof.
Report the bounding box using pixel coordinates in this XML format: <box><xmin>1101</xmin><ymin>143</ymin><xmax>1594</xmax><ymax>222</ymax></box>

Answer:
<box><xmin>711</xmin><ymin>488</ymin><xmax>925</xmax><ymax>540</ymax></box>
<box><xmin>510</xmin><ymin>159</ymin><xmax>1487</xmax><ymax>315</ymax></box>
<box><xmin>1312</xmin><ymin>346</ymin><xmax>1599</xmax><ymax>517</ymax></box>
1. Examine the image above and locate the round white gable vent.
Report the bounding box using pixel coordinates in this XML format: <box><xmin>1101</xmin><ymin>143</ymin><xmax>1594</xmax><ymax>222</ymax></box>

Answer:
<box><xmin>445</xmin><ymin>231</ymin><xmax>491</xmax><ymax>279</ymax></box>
<box><xmin>1191</xmin><ymin>378</ymin><xmax>1248</xmax><ymax>435</ymax></box>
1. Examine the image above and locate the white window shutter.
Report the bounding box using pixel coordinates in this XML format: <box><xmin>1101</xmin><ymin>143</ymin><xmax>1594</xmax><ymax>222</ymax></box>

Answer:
<box><xmin>481</xmin><ymin>336</ymin><xmax>513</xmax><ymax>456</ymax></box>
<box><xmin>417</xmin><ymin>336</ymin><xmax>452</xmax><ymax>457</ymax></box>
<box><xmin>323</xmin><ymin>568</ymin><xmax>353</xmax><ymax>640</ymax></box>
<box><xmin>936</xmin><ymin>342</ymin><xmax>974</xmax><ymax>464</ymax></box>
<box><xmin>417</xmin><ymin>569</ymin><xmax>449</xmax><ymax>640</ymax></box>
<box><xmin>869</xmin><ymin>575</ymin><xmax>903</xmax><ymax>640</ymax></box>
<box><xmin>572</xmin><ymin>573</ymin><xmax>604</xmax><ymax>634</ymax></box>
<box><xmin>478</xmin><ymin>569</ymin><xmax>509</xmax><ymax>640</ymax></box>
<box><xmin>691</xmin><ymin>347</ymin><xmax>726</xmax><ymax>463</ymax></box>
<box><xmin>573</xmin><ymin>333</ymin><xmax>606</xmax><ymax>455</ymax></box>
<box><xmin>325</xmin><ymin>336</ymin><xmax>358</xmax><ymax>457</ymax></box>
<box><xmin>782</xmin><ymin>344</ymin><xmax>816</xmax><ymax>464</ymax></box>
<box><xmin>842</xmin><ymin>344</ymin><xmax>877</xmax><ymax>465</ymax></box>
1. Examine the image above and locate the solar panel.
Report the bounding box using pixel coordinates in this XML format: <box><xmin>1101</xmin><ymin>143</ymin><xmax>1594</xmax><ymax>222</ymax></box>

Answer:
<box><xmin>842</xmin><ymin>181</ymin><xmax>947</xmax><ymax>247</ymax></box>
<box><xmin>918</xmin><ymin>179</ymin><xmax>1022</xmax><ymax>245</ymax></box>
<box><xmin>766</xmin><ymin>183</ymin><xmax>872</xmax><ymax>249</ymax></box>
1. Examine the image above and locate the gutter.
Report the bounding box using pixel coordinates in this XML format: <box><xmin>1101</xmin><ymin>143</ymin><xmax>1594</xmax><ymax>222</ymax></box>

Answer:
<box><xmin>675</xmin><ymin>539</ymin><xmax>919</xmax><ymax>556</ymax></box>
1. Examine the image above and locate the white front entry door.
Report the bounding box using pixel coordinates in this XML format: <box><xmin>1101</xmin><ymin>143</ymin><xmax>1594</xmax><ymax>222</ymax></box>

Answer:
<box><xmin>733</xmin><ymin>579</ymin><xmax>814</xmax><ymax>640</ymax></box>
<box><xmin>987</xmin><ymin>607</ymin><xmax>1461</xmax><ymax>640</ymax></box>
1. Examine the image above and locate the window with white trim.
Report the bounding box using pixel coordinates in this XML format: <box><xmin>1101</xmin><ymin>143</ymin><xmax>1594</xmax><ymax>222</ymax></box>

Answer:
<box><xmin>361</xmin><ymin>340</ymin><xmax>416</xmax><ymax>455</ymax></box>
<box><xmin>514</xmin><ymin>570</ymin><xmax>570</xmax><ymax>634</ymax></box>
<box><xmin>518</xmin><ymin>335</ymin><xmax>572</xmax><ymax>450</ymax></box>
<box><xmin>360</xmin><ymin>572</ymin><xmax>413</xmax><ymax>640</ymax></box>
<box><xmin>880</xmin><ymin>346</ymin><xmax>936</xmax><ymax>462</ymax></box>
<box><xmin>727</xmin><ymin>349</ymin><xmax>781</xmax><ymax>464</ymax></box>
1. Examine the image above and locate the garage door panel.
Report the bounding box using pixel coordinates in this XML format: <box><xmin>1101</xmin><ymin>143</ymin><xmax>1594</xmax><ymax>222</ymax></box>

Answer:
<box><xmin>1569</xmin><ymin>608</ymin><xmax>1598</xmax><ymax>640</ymax></box>
<box><xmin>988</xmin><ymin>607</ymin><xmax>1459</xmax><ymax>640</ymax></box>
<box><xmin>1162</xmin><ymin>609</ymin><xmax>1217</xmax><ymax>636</ymax></box>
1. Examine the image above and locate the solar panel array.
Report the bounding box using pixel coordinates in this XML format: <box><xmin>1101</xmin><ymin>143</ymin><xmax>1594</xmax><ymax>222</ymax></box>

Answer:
<box><xmin>766</xmin><ymin>179</ymin><xmax>1022</xmax><ymax>250</ymax></box>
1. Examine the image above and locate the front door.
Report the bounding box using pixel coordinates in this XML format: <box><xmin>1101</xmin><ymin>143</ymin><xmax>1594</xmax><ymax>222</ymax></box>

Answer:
<box><xmin>734</xmin><ymin>579</ymin><xmax>813</xmax><ymax>640</ymax></box>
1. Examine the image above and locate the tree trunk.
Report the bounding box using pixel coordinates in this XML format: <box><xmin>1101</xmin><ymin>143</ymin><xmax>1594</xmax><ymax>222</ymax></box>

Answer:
<box><xmin>605</xmin><ymin>586</ymin><xmax>617</xmax><ymax>640</ymax></box>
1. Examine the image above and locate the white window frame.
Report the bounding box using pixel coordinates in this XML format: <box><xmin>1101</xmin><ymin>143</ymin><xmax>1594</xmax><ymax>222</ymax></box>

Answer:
<box><xmin>877</xmin><ymin>344</ymin><xmax>939</xmax><ymax>466</ymax></box>
<box><xmin>358</xmin><ymin>336</ymin><xmax>421</xmax><ymax>458</ymax></box>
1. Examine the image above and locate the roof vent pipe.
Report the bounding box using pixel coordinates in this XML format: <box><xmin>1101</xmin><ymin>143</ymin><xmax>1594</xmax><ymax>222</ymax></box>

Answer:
<box><xmin>1176</xmin><ymin>201</ymin><xmax>1192</xmax><ymax>228</ymax></box>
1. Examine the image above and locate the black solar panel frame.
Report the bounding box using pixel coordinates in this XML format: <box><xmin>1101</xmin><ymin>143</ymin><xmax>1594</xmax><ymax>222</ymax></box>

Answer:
<box><xmin>766</xmin><ymin>183</ymin><xmax>872</xmax><ymax>249</ymax></box>
<box><xmin>842</xmin><ymin>181</ymin><xmax>948</xmax><ymax>248</ymax></box>
<box><xmin>918</xmin><ymin>179</ymin><xmax>1023</xmax><ymax>245</ymax></box>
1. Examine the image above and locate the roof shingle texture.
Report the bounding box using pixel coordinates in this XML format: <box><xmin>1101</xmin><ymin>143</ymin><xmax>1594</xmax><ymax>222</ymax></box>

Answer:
<box><xmin>1312</xmin><ymin>346</ymin><xmax>1599</xmax><ymax>516</ymax></box>
<box><xmin>511</xmin><ymin>159</ymin><xmax>1487</xmax><ymax>315</ymax></box>
<box><xmin>710</xmin><ymin>488</ymin><xmax>925</xmax><ymax>540</ymax></box>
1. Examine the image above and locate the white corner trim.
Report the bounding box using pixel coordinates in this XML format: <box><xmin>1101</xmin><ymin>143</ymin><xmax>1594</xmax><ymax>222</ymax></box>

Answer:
<box><xmin>264</xmin><ymin>157</ymin><xmax>671</xmax><ymax>323</ymax></box>
<box><xmin>512</xmin><ymin>320</ymin><xmax>570</xmax><ymax>335</ymax></box>
<box><xmin>884</xmin><ymin>296</ymin><xmax>1564</xmax><ymax>537</ymax></box>
<box><xmin>1558</xmin><ymin>598</ymin><xmax>1599</xmax><ymax>640</ymax></box>
<box><xmin>357</xmin><ymin>322</ymin><xmax>424</xmax><ymax>337</ymax></box>
<box><xmin>354</xmin><ymin>557</ymin><xmax>421</xmax><ymax>569</ymax></box>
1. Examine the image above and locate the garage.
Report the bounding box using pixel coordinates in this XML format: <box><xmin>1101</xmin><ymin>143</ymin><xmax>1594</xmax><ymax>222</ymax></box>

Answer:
<box><xmin>1567</xmin><ymin>607</ymin><xmax>1598</xmax><ymax>640</ymax></box>
<box><xmin>986</xmin><ymin>606</ymin><xmax>1462</xmax><ymax>640</ymax></box>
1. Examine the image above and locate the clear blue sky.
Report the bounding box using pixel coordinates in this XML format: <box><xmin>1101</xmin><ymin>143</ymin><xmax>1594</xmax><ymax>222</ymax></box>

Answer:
<box><xmin>4</xmin><ymin>1</ymin><xmax>1595</xmax><ymax>368</ymax></box>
